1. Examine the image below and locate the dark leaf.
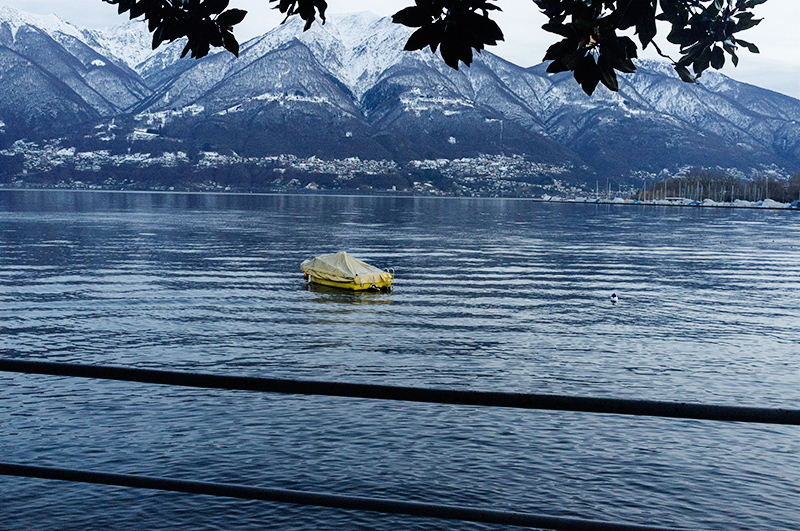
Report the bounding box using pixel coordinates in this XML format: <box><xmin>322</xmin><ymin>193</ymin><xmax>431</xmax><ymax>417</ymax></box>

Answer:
<box><xmin>181</xmin><ymin>39</ymin><xmax>193</xmax><ymax>58</ymax></box>
<box><xmin>221</xmin><ymin>29</ymin><xmax>239</xmax><ymax>56</ymax></box>
<box><xmin>710</xmin><ymin>45</ymin><xmax>725</xmax><ymax>69</ymax></box>
<box><xmin>693</xmin><ymin>45</ymin><xmax>712</xmax><ymax>75</ymax></box>
<box><xmin>195</xmin><ymin>38</ymin><xmax>211</xmax><ymax>59</ymax></box>
<box><xmin>734</xmin><ymin>38</ymin><xmax>760</xmax><ymax>54</ymax></box>
<box><xmin>667</xmin><ymin>27</ymin><xmax>694</xmax><ymax>46</ymax></box>
<box><xmin>541</xmin><ymin>22</ymin><xmax>575</xmax><ymax>39</ymax></box>
<box><xmin>601</xmin><ymin>33</ymin><xmax>638</xmax><ymax>73</ymax></box>
<box><xmin>207</xmin><ymin>23</ymin><xmax>223</xmax><ymax>47</ymax></box>
<box><xmin>152</xmin><ymin>26</ymin><xmax>165</xmax><ymax>49</ymax></box>
<box><xmin>404</xmin><ymin>24</ymin><xmax>441</xmax><ymax>52</ymax></box>
<box><xmin>203</xmin><ymin>0</ymin><xmax>230</xmax><ymax>15</ymax></box>
<box><xmin>269</xmin><ymin>0</ymin><xmax>326</xmax><ymax>26</ymax></box>
<box><xmin>217</xmin><ymin>8</ymin><xmax>247</xmax><ymax>27</ymax></box>
<box><xmin>543</xmin><ymin>37</ymin><xmax>579</xmax><ymax>62</ymax></box>
<box><xmin>203</xmin><ymin>0</ymin><xmax>229</xmax><ymax>15</ymax></box>
<box><xmin>392</xmin><ymin>6</ymin><xmax>431</xmax><ymax>28</ymax></box>
<box><xmin>597</xmin><ymin>55</ymin><xmax>619</xmax><ymax>92</ymax></box>
<box><xmin>314</xmin><ymin>0</ymin><xmax>328</xmax><ymax>23</ymax></box>
<box><xmin>439</xmin><ymin>36</ymin><xmax>462</xmax><ymax>70</ymax></box>
<box><xmin>116</xmin><ymin>0</ymin><xmax>133</xmax><ymax>15</ymax></box>
<box><xmin>130</xmin><ymin>1</ymin><xmax>148</xmax><ymax>19</ymax></box>
<box><xmin>546</xmin><ymin>58</ymin><xmax>570</xmax><ymax>74</ymax></box>
<box><xmin>574</xmin><ymin>53</ymin><xmax>601</xmax><ymax>95</ymax></box>
<box><xmin>734</xmin><ymin>13</ymin><xmax>762</xmax><ymax>32</ymax></box>
<box><xmin>658</xmin><ymin>0</ymin><xmax>680</xmax><ymax>23</ymax></box>
<box><xmin>722</xmin><ymin>41</ymin><xmax>736</xmax><ymax>55</ymax></box>
<box><xmin>637</xmin><ymin>18</ymin><xmax>657</xmax><ymax>48</ymax></box>
<box><xmin>471</xmin><ymin>13</ymin><xmax>504</xmax><ymax>45</ymax></box>
<box><xmin>606</xmin><ymin>50</ymin><xmax>637</xmax><ymax>74</ymax></box>
<box><xmin>674</xmin><ymin>63</ymin><xmax>696</xmax><ymax>83</ymax></box>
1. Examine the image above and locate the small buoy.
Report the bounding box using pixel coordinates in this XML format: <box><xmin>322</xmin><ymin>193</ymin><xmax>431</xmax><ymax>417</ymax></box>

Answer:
<box><xmin>611</xmin><ymin>293</ymin><xmax>618</xmax><ymax>303</ymax></box>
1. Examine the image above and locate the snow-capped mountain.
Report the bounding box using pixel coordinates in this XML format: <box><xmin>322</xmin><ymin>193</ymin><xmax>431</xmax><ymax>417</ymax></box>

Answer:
<box><xmin>0</xmin><ymin>4</ymin><xmax>159</xmax><ymax>71</ymax></box>
<box><xmin>0</xmin><ymin>3</ymin><xmax>150</xmax><ymax>127</ymax></box>
<box><xmin>1</xmin><ymin>4</ymin><xmax>799</xmax><ymax>181</ymax></box>
<box><xmin>0</xmin><ymin>4</ymin><xmax>88</xmax><ymax>43</ymax></box>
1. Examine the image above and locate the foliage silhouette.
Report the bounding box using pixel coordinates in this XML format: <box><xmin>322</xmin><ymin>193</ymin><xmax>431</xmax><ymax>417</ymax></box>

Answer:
<box><xmin>104</xmin><ymin>0</ymin><xmax>765</xmax><ymax>94</ymax></box>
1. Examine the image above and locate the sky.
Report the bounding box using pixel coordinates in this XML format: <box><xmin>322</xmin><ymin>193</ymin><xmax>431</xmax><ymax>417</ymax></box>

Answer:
<box><xmin>4</xmin><ymin>0</ymin><xmax>799</xmax><ymax>99</ymax></box>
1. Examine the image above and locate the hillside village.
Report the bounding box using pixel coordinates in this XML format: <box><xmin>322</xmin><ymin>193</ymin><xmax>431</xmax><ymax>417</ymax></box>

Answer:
<box><xmin>0</xmin><ymin>139</ymin><xmax>593</xmax><ymax>197</ymax></box>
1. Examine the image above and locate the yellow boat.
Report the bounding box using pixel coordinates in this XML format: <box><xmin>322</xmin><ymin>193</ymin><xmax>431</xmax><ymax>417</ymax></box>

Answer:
<box><xmin>301</xmin><ymin>251</ymin><xmax>393</xmax><ymax>292</ymax></box>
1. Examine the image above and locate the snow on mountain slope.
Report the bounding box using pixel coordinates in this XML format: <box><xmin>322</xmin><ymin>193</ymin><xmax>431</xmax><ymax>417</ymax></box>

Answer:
<box><xmin>136</xmin><ymin>12</ymin><xmax>425</xmax><ymax>101</ymax></box>
<box><xmin>0</xmin><ymin>44</ymin><xmax>100</xmax><ymax>134</ymax></box>
<box><xmin>2</xmin><ymin>5</ymin><xmax>799</xmax><ymax>178</ymax></box>
<box><xmin>135</xmin><ymin>39</ymin><xmax>194</xmax><ymax>88</ymax></box>
<box><xmin>0</xmin><ymin>3</ymin><xmax>154</xmax><ymax>127</ymax></box>
<box><xmin>0</xmin><ymin>4</ymin><xmax>85</xmax><ymax>41</ymax></box>
<box><xmin>293</xmin><ymin>13</ymin><xmax>414</xmax><ymax>97</ymax></box>
<box><xmin>98</xmin><ymin>11</ymin><xmax>800</xmax><ymax>173</ymax></box>
<box><xmin>0</xmin><ymin>5</ymin><xmax>146</xmax><ymax>68</ymax></box>
<box><xmin>81</xmin><ymin>20</ymin><xmax>155</xmax><ymax>70</ymax></box>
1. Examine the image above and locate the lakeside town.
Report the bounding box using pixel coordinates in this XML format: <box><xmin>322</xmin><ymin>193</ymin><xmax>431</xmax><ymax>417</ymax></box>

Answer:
<box><xmin>2</xmin><ymin>139</ymin><xmax>799</xmax><ymax>209</ymax></box>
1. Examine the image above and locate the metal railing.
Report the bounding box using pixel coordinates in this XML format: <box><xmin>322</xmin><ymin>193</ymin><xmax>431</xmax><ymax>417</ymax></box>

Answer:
<box><xmin>2</xmin><ymin>358</ymin><xmax>799</xmax><ymax>531</ymax></box>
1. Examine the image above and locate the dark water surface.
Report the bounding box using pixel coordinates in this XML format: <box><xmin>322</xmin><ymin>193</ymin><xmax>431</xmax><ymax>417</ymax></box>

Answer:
<box><xmin>1</xmin><ymin>190</ymin><xmax>799</xmax><ymax>530</ymax></box>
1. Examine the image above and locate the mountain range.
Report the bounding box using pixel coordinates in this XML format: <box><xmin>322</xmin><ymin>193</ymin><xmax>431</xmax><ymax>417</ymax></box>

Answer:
<box><xmin>1</xmin><ymin>4</ymin><xmax>799</xmax><ymax>188</ymax></box>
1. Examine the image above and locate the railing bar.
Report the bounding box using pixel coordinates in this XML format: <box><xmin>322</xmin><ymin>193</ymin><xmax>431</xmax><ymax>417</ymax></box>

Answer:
<box><xmin>1</xmin><ymin>359</ymin><xmax>799</xmax><ymax>425</ymax></box>
<box><xmin>0</xmin><ymin>463</ymin><xmax>686</xmax><ymax>531</ymax></box>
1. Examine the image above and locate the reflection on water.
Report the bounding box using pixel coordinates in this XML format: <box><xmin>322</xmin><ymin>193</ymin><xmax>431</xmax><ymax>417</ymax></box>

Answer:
<box><xmin>305</xmin><ymin>283</ymin><xmax>394</xmax><ymax>305</ymax></box>
<box><xmin>1</xmin><ymin>190</ymin><xmax>799</xmax><ymax>531</ymax></box>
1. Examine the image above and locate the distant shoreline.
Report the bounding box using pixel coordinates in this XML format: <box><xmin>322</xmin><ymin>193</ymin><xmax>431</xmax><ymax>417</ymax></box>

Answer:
<box><xmin>1</xmin><ymin>187</ymin><xmax>798</xmax><ymax>211</ymax></box>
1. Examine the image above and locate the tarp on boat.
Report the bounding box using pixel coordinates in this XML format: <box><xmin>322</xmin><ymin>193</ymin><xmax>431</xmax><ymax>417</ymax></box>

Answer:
<box><xmin>301</xmin><ymin>251</ymin><xmax>391</xmax><ymax>285</ymax></box>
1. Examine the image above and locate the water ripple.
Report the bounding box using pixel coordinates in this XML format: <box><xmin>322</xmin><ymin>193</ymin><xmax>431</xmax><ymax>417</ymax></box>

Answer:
<box><xmin>1</xmin><ymin>191</ymin><xmax>799</xmax><ymax>531</ymax></box>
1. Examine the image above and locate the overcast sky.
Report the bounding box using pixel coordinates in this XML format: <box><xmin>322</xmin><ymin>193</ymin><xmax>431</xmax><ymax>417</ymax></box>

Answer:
<box><xmin>5</xmin><ymin>0</ymin><xmax>799</xmax><ymax>99</ymax></box>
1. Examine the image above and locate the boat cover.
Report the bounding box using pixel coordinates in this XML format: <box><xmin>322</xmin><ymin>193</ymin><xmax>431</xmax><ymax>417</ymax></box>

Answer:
<box><xmin>301</xmin><ymin>251</ymin><xmax>391</xmax><ymax>285</ymax></box>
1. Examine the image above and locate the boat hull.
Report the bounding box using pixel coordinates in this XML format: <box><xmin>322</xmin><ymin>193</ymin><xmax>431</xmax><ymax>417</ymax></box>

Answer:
<box><xmin>307</xmin><ymin>275</ymin><xmax>392</xmax><ymax>292</ymax></box>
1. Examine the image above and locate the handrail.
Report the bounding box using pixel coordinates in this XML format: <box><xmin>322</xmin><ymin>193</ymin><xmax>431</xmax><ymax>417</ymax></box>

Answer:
<box><xmin>1</xmin><ymin>359</ymin><xmax>799</xmax><ymax>424</ymax></box>
<box><xmin>0</xmin><ymin>463</ymin><xmax>685</xmax><ymax>531</ymax></box>
<box><xmin>2</xmin><ymin>358</ymin><xmax>797</xmax><ymax>531</ymax></box>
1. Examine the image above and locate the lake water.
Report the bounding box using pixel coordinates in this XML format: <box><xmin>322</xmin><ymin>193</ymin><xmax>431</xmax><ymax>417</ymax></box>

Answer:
<box><xmin>1</xmin><ymin>190</ymin><xmax>799</xmax><ymax>530</ymax></box>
